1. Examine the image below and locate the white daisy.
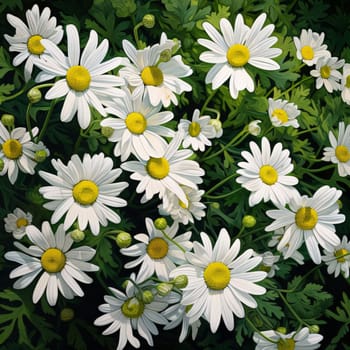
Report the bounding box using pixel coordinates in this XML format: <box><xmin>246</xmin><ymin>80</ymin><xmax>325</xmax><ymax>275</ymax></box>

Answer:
<box><xmin>322</xmin><ymin>121</ymin><xmax>350</xmax><ymax>177</ymax></box>
<box><xmin>178</xmin><ymin>109</ymin><xmax>216</xmax><ymax>152</ymax></box>
<box><xmin>4</xmin><ymin>208</ymin><xmax>33</xmax><ymax>239</ymax></box>
<box><xmin>4</xmin><ymin>4</ymin><xmax>63</xmax><ymax>82</ymax></box>
<box><xmin>34</xmin><ymin>24</ymin><xmax>126</xmax><ymax>129</ymax></box>
<box><xmin>198</xmin><ymin>13</ymin><xmax>281</xmax><ymax>99</ymax></box>
<box><xmin>121</xmin><ymin>132</ymin><xmax>205</xmax><ymax>207</ymax></box>
<box><xmin>39</xmin><ymin>153</ymin><xmax>128</xmax><ymax>235</ymax></box>
<box><xmin>310</xmin><ymin>56</ymin><xmax>345</xmax><ymax>93</ymax></box>
<box><xmin>209</xmin><ymin>118</ymin><xmax>223</xmax><ymax>138</ymax></box>
<box><xmin>265</xmin><ymin>185</ymin><xmax>345</xmax><ymax>264</ymax></box>
<box><xmin>322</xmin><ymin>235</ymin><xmax>350</xmax><ymax>278</ymax></box>
<box><xmin>248</xmin><ymin>120</ymin><xmax>262</xmax><ymax>136</ymax></box>
<box><xmin>120</xmin><ymin>218</ymin><xmax>192</xmax><ymax>283</ymax></box>
<box><xmin>253</xmin><ymin>327</ymin><xmax>323</xmax><ymax>350</ymax></box>
<box><xmin>100</xmin><ymin>88</ymin><xmax>175</xmax><ymax>161</ymax></box>
<box><xmin>236</xmin><ymin>136</ymin><xmax>299</xmax><ymax>207</ymax></box>
<box><xmin>0</xmin><ymin>122</ymin><xmax>39</xmax><ymax>184</ymax></box>
<box><xmin>293</xmin><ymin>28</ymin><xmax>331</xmax><ymax>66</ymax></box>
<box><xmin>4</xmin><ymin>221</ymin><xmax>99</xmax><ymax>306</ymax></box>
<box><xmin>341</xmin><ymin>63</ymin><xmax>350</xmax><ymax>105</ymax></box>
<box><xmin>253</xmin><ymin>251</ymin><xmax>280</xmax><ymax>278</ymax></box>
<box><xmin>170</xmin><ymin>228</ymin><xmax>267</xmax><ymax>333</ymax></box>
<box><xmin>268</xmin><ymin>98</ymin><xmax>300</xmax><ymax>128</ymax></box>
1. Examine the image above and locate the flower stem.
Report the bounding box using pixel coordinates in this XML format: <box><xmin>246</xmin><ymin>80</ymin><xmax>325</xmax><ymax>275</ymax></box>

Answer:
<box><xmin>25</xmin><ymin>102</ymin><xmax>34</xmax><ymax>140</ymax></box>
<box><xmin>161</xmin><ymin>229</ymin><xmax>186</xmax><ymax>253</ymax></box>
<box><xmin>203</xmin><ymin>187</ymin><xmax>241</xmax><ymax>200</ymax></box>
<box><xmin>205</xmin><ymin>173</ymin><xmax>237</xmax><ymax>196</ymax></box>
<box><xmin>246</xmin><ymin>316</ymin><xmax>279</xmax><ymax>344</ymax></box>
<box><xmin>201</xmin><ymin>89</ymin><xmax>217</xmax><ymax>114</ymax></box>
<box><xmin>38</xmin><ymin>99</ymin><xmax>57</xmax><ymax>142</ymax></box>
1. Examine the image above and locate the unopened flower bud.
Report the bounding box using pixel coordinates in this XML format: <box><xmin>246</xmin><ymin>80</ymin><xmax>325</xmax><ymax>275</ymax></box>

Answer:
<box><xmin>101</xmin><ymin>126</ymin><xmax>114</xmax><ymax>138</ymax></box>
<box><xmin>209</xmin><ymin>119</ymin><xmax>222</xmax><ymax>131</ymax></box>
<box><xmin>248</xmin><ymin>120</ymin><xmax>261</xmax><ymax>136</ymax></box>
<box><xmin>172</xmin><ymin>275</ymin><xmax>188</xmax><ymax>289</ymax></box>
<box><xmin>171</xmin><ymin>38</ymin><xmax>181</xmax><ymax>54</ymax></box>
<box><xmin>154</xmin><ymin>217</ymin><xmax>167</xmax><ymax>230</ymax></box>
<box><xmin>27</xmin><ymin>88</ymin><xmax>42</xmax><ymax>104</ymax></box>
<box><xmin>337</xmin><ymin>199</ymin><xmax>342</xmax><ymax>209</ymax></box>
<box><xmin>70</xmin><ymin>229</ymin><xmax>85</xmax><ymax>242</ymax></box>
<box><xmin>157</xmin><ymin>282</ymin><xmax>173</xmax><ymax>296</ymax></box>
<box><xmin>210</xmin><ymin>202</ymin><xmax>220</xmax><ymax>210</ymax></box>
<box><xmin>121</xmin><ymin>279</ymin><xmax>130</xmax><ymax>290</ymax></box>
<box><xmin>116</xmin><ymin>231</ymin><xmax>132</xmax><ymax>248</ymax></box>
<box><xmin>60</xmin><ymin>308</ymin><xmax>75</xmax><ymax>322</ymax></box>
<box><xmin>142</xmin><ymin>290</ymin><xmax>154</xmax><ymax>304</ymax></box>
<box><xmin>25</xmin><ymin>186</ymin><xmax>45</xmax><ymax>205</ymax></box>
<box><xmin>159</xmin><ymin>49</ymin><xmax>172</xmax><ymax>63</ymax></box>
<box><xmin>242</xmin><ymin>215</ymin><xmax>256</xmax><ymax>228</ymax></box>
<box><xmin>142</xmin><ymin>14</ymin><xmax>155</xmax><ymax>28</ymax></box>
<box><xmin>0</xmin><ymin>159</ymin><xmax>4</xmax><ymax>171</ymax></box>
<box><xmin>309</xmin><ymin>325</ymin><xmax>320</xmax><ymax>333</ymax></box>
<box><xmin>276</xmin><ymin>327</ymin><xmax>287</xmax><ymax>334</ymax></box>
<box><xmin>34</xmin><ymin>149</ymin><xmax>48</xmax><ymax>163</ymax></box>
<box><xmin>1</xmin><ymin>114</ymin><xmax>15</xmax><ymax>128</ymax></box>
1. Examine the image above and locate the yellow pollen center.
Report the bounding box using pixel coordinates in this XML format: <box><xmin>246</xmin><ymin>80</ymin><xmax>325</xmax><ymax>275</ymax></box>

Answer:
<box><xmin>272</xmin><ymin>108</ymin><xmax>289</xmax><ymax>123</ymax></box>
<box><xmin>335</xmin><ymin>248</ymin><xmax>349</xmax><ymax>263</ymax></box>
<box><xmin>203</xmin><ymin>261</ymin><xmax>230</xmax><ymax>290</ymax></box>
<box><xmin>72</xmin><ymin>180</ymin><xmax>99</xmax><ymax>205</ymax></box>
<box><xmin>66</xmin><ymin>65</ymin><xmax>91</xmax><ymax>92</ymax></box>
<box><xmin>41</xmin><ymin>248</ymin><xmax>66</xmax><ymax>273</ymax></box>
<box><xmin>147</xmin><ymin>237</ymin><xmax>169</xmax><ymax>259</ymax></box>
<box><xmin>277</xmin><ymin>338</ymin><xmax>295</xmax><ymax>350</ymax></box>
<box><xmin>141</xmin><ymin>66</ymin><xmax>164</xmax><ymax>86</ymax></box>
<box><xmin>16</xmin><ymin>217</ymin><xmax>28</xmax><ymax>228</ymax></box>
<box><xmin>335</xmin><ymin>145</ymin><xmax>350</xmax><ymax>163</ymax></box>
<box><xmin>320</xmin><ymin>65</ymin><xmax>331</xmax><ymax>79</ymax></box>
<box><xmin>178</xmin><ymin>199</ymin><xmax>188</xmax><ymax>209</ymax></box>
<box><xmin>259</xmin><ymin>165</ymin><xmax>278</xmax><ymax>185</ymax></box>
<box><xmin>295</xmin><ymin>207</ymin><xmax>318</xmax><ymax>230</ymax></box>
<box><xmin>226</xmin><ymin>44</ymin><xmax>250</xmax><ymax>67</ymax></box>
<box><xmin>188</xmin><ymin>121</ymin><xmax>201</xmax><ymax>137</ymax></box>
<box><xmin>301</xmin><ymin>45</ymin><xmax>314</xmax><ymax>60</ymax></box>
<box><xmin>345</xmin><ymin>75</ymin><xmax>350</xmax><ymax>88</ymax></box>
<box><xmin>146</xmin><ymin>157</ymin><xmax>170</xmax><ymax>179</ymax></box>
<box><xmin>27</xmin><ymin>35</ymin><xmax>45</xmax><ymax>55</ymax></box>
<box><xmin>121</xmin><ymin>298</ymin><xmax>145</xmax><ymax>318</ymax></box>
<box><xmin>125</xmin><ymin>112</ymin><xmax>147</xmax><ymax>134</ymax></box>
<box><xmin>2</xmin><ymin>139</ymin><xmax>22</xmax><ymax>159</ymax></box>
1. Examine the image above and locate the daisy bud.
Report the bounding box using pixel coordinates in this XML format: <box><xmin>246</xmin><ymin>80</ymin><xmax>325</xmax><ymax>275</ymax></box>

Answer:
<box><xmin>142</xmin><ymin>14</ymin><xmax>155</xmax><ymax>28</ymax></box>
<box><xmin>337</xmin><ymin>199</ymin><xmax>343</xmax><ymax>209</ymax></box>
<box><xmin>209</xmin><ymin>118</ymin><xmax>222</xmax><ymax>133</ymax></box>
<box><xmin>142</xmin><ymin>290</ymin><xmax>154</xmax><ymax>304</ymax></box>
<box><xmin>242</xmin><ymin>215</ymin><xmax>256</xmax><ymax>228</ymax></box>
<box><xmin>248</xmin><ymin>120</ymin><xmax>262</xmax><ymax>136</ymax></box>
<box><xmin>0</xmin><ymin>159</ymin><xmax>4</xmax><ymax>171</ymax></box>
<box><xmin>121</xmin><ymin>279</ymin><xmax>130</xmax><ymax>290</ymax></box>
<box><xmin>210</xmin><ymin>202</ymin><xmax>220</xmax><ymax>209</ymax></box>
<box><xmin>172</xmin><ymin>275</ymin><xmax>188</xmax><ymax>289</ymax></box>
<box><xmin>25</xmin><ymin>186</ymin><xmax>45</xmax><ymax>205</ymax></box>
<box><xmin>309</xmin><ymin>325</ymin><xmax>320</xmax><ymax>333</ymax></box>
<box><xmin>154</xmin><ymin>217</ymin><xmax>168</xmax><ymax>230</ymax></box>
<box><xmin>157</xmin><ymin>282</ymin><xmax>173</xmax><ymax>296</ymax></box>
<box><xmin>171</xmin><ymin>38</ymin><xmax>181</xmax><ymax>54</ymax></box>
<box><xmin>115</xmin><ymin>231</ymin><xmax>132</xmax><ymax>248</ymax></box>
<box><xmin>60</xmin><ymin>308</ymin><xmax>75</xmax><ymax>322</ymax></box>
<box><xmin>159</xmin><ymin>49</ymin><xmax>172</xmax><ymax>63</ymax></box>
<box><xmin>1</xmin><ymin>114</ymin><xmax>15</xmax><ymax>128</ymax></box>
<box><xmin>101</xmin><ymin>126</ymin><xmax>114</xmax><ymax>138</ymax></box>
<box><xmin>276</xmin><ymin>327</ymin><xmax>287</xmax><ymax>334</ymax></box>
<box><xmin>27</xmin><ymin>87</ymin><xmax>42</xmax><ymax>104</ymax></box>
<box><xmin>70</xmin><ymin>228</ymin><xmax>85</xmax><ymax>242</ymax></box>
<box><xmin>34</xmin><ymin>149</ymin><xmax>48</xmax><ymax>163</ymax></box>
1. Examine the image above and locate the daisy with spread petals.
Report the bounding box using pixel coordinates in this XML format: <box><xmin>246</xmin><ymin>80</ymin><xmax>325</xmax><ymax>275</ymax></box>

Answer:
<box><xmin>236</xmin><ymin>136</ymin><xmax>299</xmax><ymax>207</ymax></box>
<box><xmin>34</xmin><ymin>24</ymin><xmax>126</xmax><ymax>129</ymax></box>
<box><xmin>170</xmin><ymin>228</ymin><xmax>267</xmax><ymax>333</ymax></box>
<box><xmin>268</xmin><ymin>98</ymin><xmax>300</xmax><ymax>128</ymax></box>
<box><xmin>4</xmin><ymin>222</ymin><xmax>99</xmax><ymax>306</ymax></box>
<box><xmin>4</xmin><ymin>208</ymin><xmax>32</xmax><ymax>240</ymax></box>
<box><xmin>198</xmin><ymin>13</ymin><xmax>281</xmax><ymax>99</ymax></box>
<box><xmin>265</xmin><ymin>185</ymin><xmax>345</xmax><ymax>264</ymax></box>
<box><xmin>4</xmin><ymin>4</ymin><xmax>63</xmax><ymax>82</ymax></box>
<box><xmin>341</xmin><ymin>63</ymin><xmax>350</xmax><ymax>105</ymax></box>
<box><xmin>39</xmin><ymin>153</ymin><xmax>128</xmax><ymax>235</ymax></box>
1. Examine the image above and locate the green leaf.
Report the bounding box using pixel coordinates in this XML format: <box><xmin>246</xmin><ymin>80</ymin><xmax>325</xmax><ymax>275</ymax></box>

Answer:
<box><xmin>0</xmin><ymin>47</ymin><xmax>14</xmax><ymax>79</ymax></box>
<box><xmin>0</xmin><ymin>84</ymin><xmax>15</xmax><ymax>104</ymax></box>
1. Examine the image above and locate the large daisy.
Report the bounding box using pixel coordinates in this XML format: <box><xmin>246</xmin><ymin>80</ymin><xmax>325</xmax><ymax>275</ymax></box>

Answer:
<box><xmin>4</xmin><ymin>208</ymin><xmax>33</xmax><ymax>240</ymax></box>
<box><xmin>39</xmin><ymin>153</ymin><xmax>128</xmax><ymax>235</ymax></box>
<box><xmin>198</xmin><ymin>13</ymin><xmax>281</xmax><ymax>99</ymax></box>
<box><xmin>34</xmin><ymin>24</ymin><xmax>126</xmax><ymax>129</ymax></box>
<box><xmin>268</xmin><ymin>98</ymin><xmax>300</xmax><ymax>128</ymax></box>
<box><xmin>4</xmin><ymin>222</ymin><xmax>99</xmax><ymax>306</ymax></box>
<box><xmin>170</xmin><ymin>228</ymin><xmax>267</xmax><ymax>333</ymax></box>
<box><xmin>4</xmin><ymin>4</ymin><xmax>63</xmax><ymax>82</ymax></box>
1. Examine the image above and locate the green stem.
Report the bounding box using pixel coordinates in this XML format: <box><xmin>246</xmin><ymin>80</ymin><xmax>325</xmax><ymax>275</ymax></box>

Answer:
<box><xmin>246</xmin><ymin>316</ymin><xmax>279</xmax><ymax>344</ymax></box>
<box><xmin>38</xmin><ymin>99</ymin><xmax>57</xmax><ymax>142</ymax></box>
<box><xmin>200</xmin><ymin>89</ymin><xmax>217</xmax><ymax>114</ymax></box>
<box><xmin>133</xmin><ymin>22</ymin><xmax>144</xmax><ymax>49</ymax></box>
<box><xmin>307</xmin><ymin>164</ymin><xmax>335</xmax><ymax>173</ymax></box>
<box><xmin>25</xmin><ymin>102</ymin><xmax>34</xmax><ymax>140</ymax></box>
<box><xmin>204</xmin><ymin>187</ymin><xmax>241</xmax><ymax>199</ymax></box>
<box><xmin>2</xmin><ymin>86</ymin><xmax>27</xmax><ymax>102</ymax></box>
<box><xmin>295</xmin><ymin>126</ymin><xmax>319</xmax><ymax>136</ymax></box>
<box><xmin>280</xmin><ymin>76</ymin><xmax>313</xmax><ymax>98</ymax></box>
<box><xmin>161</xmin><ymin>229</ymin><xmax>186</xmax><ymax>253</ymax></box>
<box><xmin>205</xmin><ymin>173</ymin><xmax>237</xmax><ymax>196</ymax></box>
<box><xmin>235</xmin><ymin>226</ymin><xmax>245</xmax><ymax>239</ymax></box>
<box><xmin>203</xmin><ymin>107</ymin><xmax>220</xmax><ymax>120</ymax></box>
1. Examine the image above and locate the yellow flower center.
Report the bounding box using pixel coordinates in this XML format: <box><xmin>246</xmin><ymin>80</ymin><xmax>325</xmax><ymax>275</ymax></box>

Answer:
<box><xmin>345</xmin><ymin>75</ymin><xmax>350</xmax><ymax>88</ymax></box>
<box><xmin>320</xmin><ymin>65</ymin><xmax>331</xmax><ymax>79</ymax></box>
<box><xmin>301</xmin><ymin>45</ymin><xmax>314</xmax><ymax>60</ymax></box>
<box><xmin>335</xmin><ymin>145</ymin><xmax>350</xmax><ymax>163</ymax></box>
<box><xmin>72</xmin><ymin>180</ymin><xmax>99</xmax><ymax>205</ymax></box>
<box><xmin>178</xmin><ymin>199</ymin><xmax>188</xmax><ymax>209</ymax></box>
<box><xmin>41</xmin><ymin>248</ymin><xmax>66</xmax><ymax>273</ymax></box>
<box><xmin>277</xmin><ymin>338</ymin><xmax>295</xmax><ymax>350</ymax></box>
<box><xmin>2</xmin><ymin>139</ymin><xmax>22</xmax><ymax>159</ymax></box>
<box><xmin>272</xmin><ymin>108</ymin><xmax>289</xmax><ymax>123</ymax></box>
<box><xmin>203</xmin><ymin>261</ymin><xmax>231</xmax><ymax>290</ymax></box>
<box><xmin>334</xmin><ymin>248</ymin><xmax>349</xmax><ymax>263</ymax></box>
<box><xmin>27</xmin><ymin>35</ymin><xmax>45</xmax><ymax>55</ymax></box>
<box><xmin>259</xmin><ymin>165</ymin><xmax>278</xmax><ymax>185</ymax></box>
<box><xmin>125</xmin><ymin>112</ymin><xmax>147</xmax><ymax>134</ymax></box>
<box><xmin>66</xmin><ymin>65</ymin><xmax>91</xmax><ymax>92</ymax></box>
<box><xmin>226</xmin><ymin>44</ymin><xmax>250</xmax><ymax>67</ymax></box>
<box><xmin>295</xmin><ymin>207</ymin><xmax>318</xmax><ymax>230</ymax></box>
<box><xmin>141</xmin><ymin>66</ymin><xmax>164</xmax><ymax>86</ymax></box>
<box><xmin>147</xmin><ymin>237</ymin><xmax>169</xmax><ymax>259</ymax></box>
<box><xmin>121</xmin><ymin>298</ymin><xmax>145</xmax><ymax>318</ymax></box>
<box><xmin>146</xmin><ymin>157</ymin><xmax>170</xmax><ymax>179</ymax></box>
<box><xmin>188</xmin><ymin>121</ymin><xmax>201</xmax><ymax>137</ymax></box>
<box><xmin>16</xmin><ymin>217</ymin><xmax>28</xmax><ymax>228</ymax></box>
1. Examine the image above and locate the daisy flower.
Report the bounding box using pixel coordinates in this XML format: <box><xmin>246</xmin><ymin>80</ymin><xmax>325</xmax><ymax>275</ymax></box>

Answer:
<box><xmin>4</xmin><ymin>208</ymin><xmax>32</xmax><ymax>239</ymax></box>
<box><xmin>121</xmin><ymin>132</ymin><xmax>205</xmax><ymax>207</ymax></box>
<box><xmin>253</xmin><ymin>251</ymin><xmax>280</xmax><ymax>278</ymax></box>
<box><xmin>120</xmin><ymin>218</ymin><xmax>192</xmax><ymax>282</ymax></box>
<box><xmin>178</xmin><ymin>109</ymin><xmax>216</xmax><ymax>152</ymax></box>
<box><xmin>209</xmin><ymin>118</ymin><xmax>223</xmax><ymax>138</ymax></box>
<box><xmin>198</xmin><ymin>13</ymin><xmax>281</xmax><ymax>99</ymax></box>
<box><xmin>39</xmin><ymin>153</ymin><xmax>128</xmax><ymax>235</ymax></box>
<box><xmin>268</xmin><ymin>98</ymin><xmax>300</xmax><ymax>128</ymax></box>
<box><xmin>253</xmin><ymin>327</ymin><xmax>323</xmax><ymax>350</ymax></box>
<box><xmin>322</xmin><ymin>235</ymin><xmax>350</xmax><ymax>278</ymax></box>
<box><xmin>170</xmin><ymin>228</ymin><xmax>267</xmax><ymax>333</ymax></box>
<box><xmin>293</xmin><ymin>29</ymin><xmax>331</xmax><ymax>66</ymax></box>
<box><xmin>341</xmin><ymin>63</ymin><xmax>350</xmax><ymax>105</ymax></box>
<box><xmin>322</xmin><ymin>121</ymin><xmax>350</xmax><ymax>177</ymax></box>
<box><xmin>4</xmin><ymin>4</ymin><xmax>63</xmax><ymax>82</ymax></box>
<box><xmin>310</xmin><ymin>56</ymin><xmax>345</xmax><ymax>93</ymax></box>
<box><xmin>4</xmin><ymin>222</ymin><xmax>99</xmax><ymax>306</ymax></box>
<box><xmin>34</xmin><ymin>24</ymin><xmax>126</xmax><ymax>129</ymax></box>
<box><xmin>0</xmin><ymin>122</ymin><xmax>39</xmax><ymax>184</ymax></box>
<box><xmin>265</xmin><ymin>185</ymin><xmax>345</xmax><ymax>264</ymax></box>
<box><xmin>236</xmin><ymin>136</ymin><xmax>299</xmax><ymax>207</ymax></box>
<box><xmin>100</xmin><ymin>88</ymin><xmax>175</xmax><ymax>161</ymax></box>
<box><xmin>248</xmin><ymin>120</ymin><xmax>262</xmax><ymax>136</ymax></box>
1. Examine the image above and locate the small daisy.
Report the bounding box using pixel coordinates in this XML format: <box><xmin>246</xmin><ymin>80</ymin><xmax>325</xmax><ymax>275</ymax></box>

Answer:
<box><xmin>293</xmin><ymin>29</ymin><xmax>331</xmax><ymax>66</ymax></box>
<box><xmin>254</xmin><ymin>251</ymin><xmax>280</xmax><ymax>278</ymax></box>
<box><xmin>4</xmin><ymin>221</ymin><xmax>99</xmax><ymax>306</ymax></box>
<box><xmin>39</xmin><ymin>153</ymin><xmax>128</xmax><ymax>235</ymax></box>
<box><xmin>34</xmin><ymin>24</ymin><xmax>126</xmax><ymax>129</ymax></box>
<box><xmin>322</xmin><ymin>121</ymin><xmax>350</xmax><ymax>177</ymax></box>
<box><xmin>0</xmin><ymin>122</ymin><xmax>39</xmax><ymax>184</ymax></box>
<box><xmin>268</xmin><ymin>98</ymin><xmax>300</xmax><ymax>128</ymax></box>
<box><xmin>170</xmin><ymin>228</ymin><xmax>267</xmax><ymax>333</ymax></box>
<box><xmin>4</xmin><ymin>4</ymin><xmax>63</xmax><ymax>82</ymax></box>
<box><xmin>253</xmin><ymin>327</ymin><xmax>323</xmax><ymax>350</ymax></box>
<box><xmin>248</xmin><ymin>120</ymin><xmax>262</xmax><ymax>136</ymax></box>
<box><xmin>322</xmin><ymin>235</ymin><xmax>350</xmax><ymax>278</ymax></box>
<box><xmin>310</xmin><ymin>56</ymin><xmax>345</xmax><ymax>93</ymax></box>
<box><xmin>120</xmin><ymin>218</ymin><xmax>192</xmax><ymax>282</ymax></box>
<box><xmin>33</xmin><ymin>140</ymin><xmax>50</xmax><ymax>163</ymax></box>
<box><xmin>265</xmin><ymin>185</ymin><xmax>345</xmax><ymax>264</ymax></box>
<box><xmin>178</xmin><ymin>109</ymin><xmax>216</xmax><ymax>152</ymax></box>
<box><xmin>198</xmin><ymin>14</ymin><xmax>281</xmax><ymax>99</ymax></box>
<box><xmin>121</xmin><ymin>132</ymin><xmax>205</xmax><ymax>207</ymax></box>
<box><xmin>341</xmin><ymin>63</ymin><xmax>350</xmax><ymax>105</ymax></box>
<box><xmin>4</xmin><ymin>208</ymin><xmax>32</xmax><ymax>239</ymax></box>
<box><xmin>100</xmin><ymin>88</ymin><xmax>175</xmax><ymax>161</ymax></box>
<box><xmin>236</xmin><ymin>136</ymin><xmax>299</xmax><ymax>207</ymax></box>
